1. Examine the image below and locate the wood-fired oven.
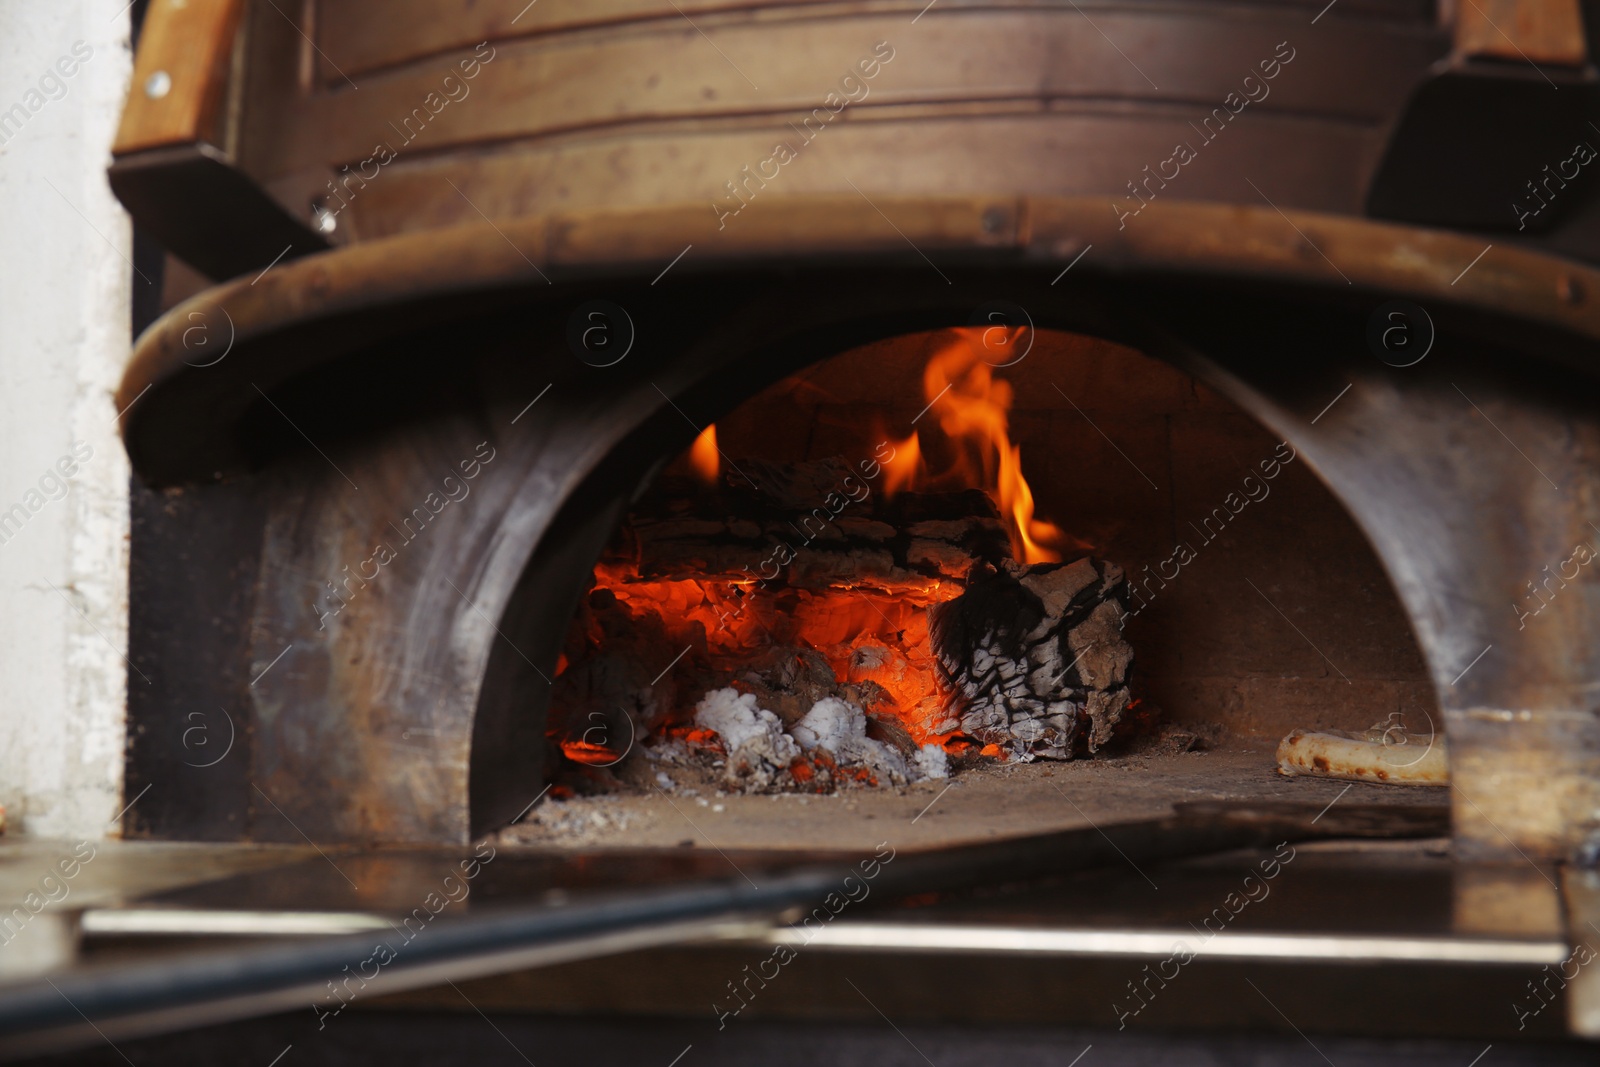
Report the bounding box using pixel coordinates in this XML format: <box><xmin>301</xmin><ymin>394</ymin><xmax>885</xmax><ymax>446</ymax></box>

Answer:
<box><xmin>21</xmin><ymin>0</ymin><xmax>1600</xmax><ymax>1056</ymax></box>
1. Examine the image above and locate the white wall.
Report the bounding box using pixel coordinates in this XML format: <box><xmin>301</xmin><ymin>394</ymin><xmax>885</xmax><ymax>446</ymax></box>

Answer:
<box><xmin>0</xmin><ymin>2</ymin><xmax>133</xmax><ymax>838</ymax></box>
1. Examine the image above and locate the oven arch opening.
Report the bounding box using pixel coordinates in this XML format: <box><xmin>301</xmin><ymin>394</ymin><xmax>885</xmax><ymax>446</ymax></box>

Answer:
<box><xmin>474</xmin><ymin>298</ymin><xmax>1436</xmax><ymax>842</ymax></box>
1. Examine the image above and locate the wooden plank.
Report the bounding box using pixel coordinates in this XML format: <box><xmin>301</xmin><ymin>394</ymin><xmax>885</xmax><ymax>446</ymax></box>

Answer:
<box><xmin>1455</xmin><ymin>0</ymin><xmax>1586</xmax><ymax>67</ymax></box>
<box><xmin>312</xmin><ymin>0</ymin><xmax>847</xmax><ymax>82</ymax></box>
<box><xmin>114</xmin><ymin>0</ymin><xmax>246</xmax><ymax>156</ymax></box>
<box><xmin>261</xmin><ymin>8</ymin><xmax>1438</xmax><ymax>179</ymax></box>
<box><xmin>311</xmin><ymin>0</ymin><xmax>1442</xmax><ymax>84</ymax></box>
<box><xmin>327</xmin><ymin>111</ymin><xmax>1377</xmax><ymax>245</ymax></box>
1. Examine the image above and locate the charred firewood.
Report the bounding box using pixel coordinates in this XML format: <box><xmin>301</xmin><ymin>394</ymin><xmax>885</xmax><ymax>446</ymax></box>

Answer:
<box><xmin>929</xmin><ymin>558</ymin><xmax>1133</xmax><ymax>760</ymax></box>
<box><xmin>620</xmin><ymin>457</ymin><xmax>1011</xmax><ymax>588</ymax></box>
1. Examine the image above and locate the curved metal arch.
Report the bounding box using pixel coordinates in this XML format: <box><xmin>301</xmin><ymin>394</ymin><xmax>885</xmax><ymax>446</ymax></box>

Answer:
<box><xmin>462</xmin><ymin>268</ymin><xmax>1428</xmax><ymax>837</ymax></box>
<box><xmin>124</xmin><ymin>199</ymin><xmax>1600</xmax><ymax>851</ymax></box>
<box><xmin>119</xmin><ymin>197</ymin><xmax>1600</xmax><ymax>486</ymax></box>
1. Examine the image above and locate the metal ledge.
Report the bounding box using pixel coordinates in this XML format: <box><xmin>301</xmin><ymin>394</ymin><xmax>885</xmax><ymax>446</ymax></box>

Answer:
<box><xmin>750</xmin><ymin>922</ymin><xmax>1568</xmax><ymax>966</ymax></box>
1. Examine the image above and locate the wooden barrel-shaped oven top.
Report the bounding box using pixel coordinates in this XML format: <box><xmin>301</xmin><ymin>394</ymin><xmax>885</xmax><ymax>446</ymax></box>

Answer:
<box><xmin>122</xmin><ymin>0</ymin><xmax>1447</xmax><ymax>258</ymax></box>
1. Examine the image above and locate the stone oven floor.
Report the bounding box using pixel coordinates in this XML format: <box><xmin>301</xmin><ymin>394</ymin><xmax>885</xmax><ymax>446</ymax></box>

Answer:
<box><xmin>500</xmin><ymin>743</ymin><xmax>1450</xmax><ymax>851</ymax></box>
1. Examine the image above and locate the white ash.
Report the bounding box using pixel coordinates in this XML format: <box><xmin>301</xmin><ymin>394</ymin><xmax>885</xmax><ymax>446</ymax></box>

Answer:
<box><xmin>791</xmin><ymin>696</ymin><xmax>865</xmax><ymax>752</ymax></box>
<box><xmin>645</xmin><ymin>736</ymin><xmax>695</xmax><ymax>766</ymax></box>
<box><xmin>793</xmin><ymin>697</ymin><xmax>922</xmax><ymax>785</ymax></box>
<box><xmin>514</xmin><ymin>797</ymin><xmax>641</xmax><ymax>842</ymax></box>
<box><xmin>693</xmin><ymin>687</ymin><xmax>800</xmax><ymax>792</ymax></box>
<box><xmin>913</xmin><ymin>742</ymin><xmax>949</xmax><ymax>780</ymax></box>
<box><xmin>691</xmin><ymin>691</ymin><xmax>944</xmax><ymax>790</ymax></box>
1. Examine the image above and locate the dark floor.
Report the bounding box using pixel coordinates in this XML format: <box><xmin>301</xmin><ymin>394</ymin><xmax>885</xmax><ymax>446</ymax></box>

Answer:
<box><xmin>11</xmin><ymin>1010</ymin><xmax>1596</xmax><ymax>1067</ymax></box>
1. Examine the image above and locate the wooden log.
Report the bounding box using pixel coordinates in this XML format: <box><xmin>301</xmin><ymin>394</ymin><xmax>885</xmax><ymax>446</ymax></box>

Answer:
<box><xmin>929</xmin><ymin>558</ymin><xmax>1133</xmax><ymax>760</ymax></box>
<box><xmin>617</xmin><ymin>458</ymin><xmax>1010</xmax><ymax>589</ymax></box>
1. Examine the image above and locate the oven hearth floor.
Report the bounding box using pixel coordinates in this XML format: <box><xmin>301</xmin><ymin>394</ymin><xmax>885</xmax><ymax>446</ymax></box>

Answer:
<box><xmin>507</xmin><ymin>746</ymin><xmax>1447</xmax><ymax>850</ymax></box>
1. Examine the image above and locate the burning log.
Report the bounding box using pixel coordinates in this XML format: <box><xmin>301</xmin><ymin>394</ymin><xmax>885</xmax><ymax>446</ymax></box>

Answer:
<box><xmin>553</xmin><ymin>450</ymin><xmax>1142</xmax><ymax>786</ymax></box>
<box><xmin>929</xmin><ymin>558</ymin><xmax>1133</xmax><ymax>761</ymax></box>
<box><xmin>603</xmin><ymin>458</ymin><xmax>1016</xmax><ymax>741</ymax></box>
<box><xmin>623</xmin><ymin>456</ymin><xmax>1012</xmax><ymax>589</ymax></box>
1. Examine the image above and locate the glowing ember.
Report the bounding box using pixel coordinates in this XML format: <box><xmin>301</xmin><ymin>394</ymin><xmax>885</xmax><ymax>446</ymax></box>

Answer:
<box><xmin>559</xmin><ymin>739</ymin><xmax>623</xmax><ymax>766</ymax></box>
<box><xmin>690</xmin><ymin>423</ymin><xmax>720</xmax><ymax>483</ymax></box>
<box><xmin>585</xmin><ymin>559</ymin><xmax>960</xmax><ymax>746</ymax></box>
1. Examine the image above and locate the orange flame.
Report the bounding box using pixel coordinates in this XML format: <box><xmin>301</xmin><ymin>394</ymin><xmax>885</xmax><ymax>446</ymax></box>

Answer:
<box><xmin>881</xmin><ymin>432</ymin><xmax>922</xmax><ymax>497</ymax></box>
<box><xmin>690</xmin><ymin>424</ymin><xmax>719</xmax><ymax>483</ymax></box>
<box><xmin>921</xmin><ymin>328</ymin><xmax>1064</xmax><ymax>564</ymax></box>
